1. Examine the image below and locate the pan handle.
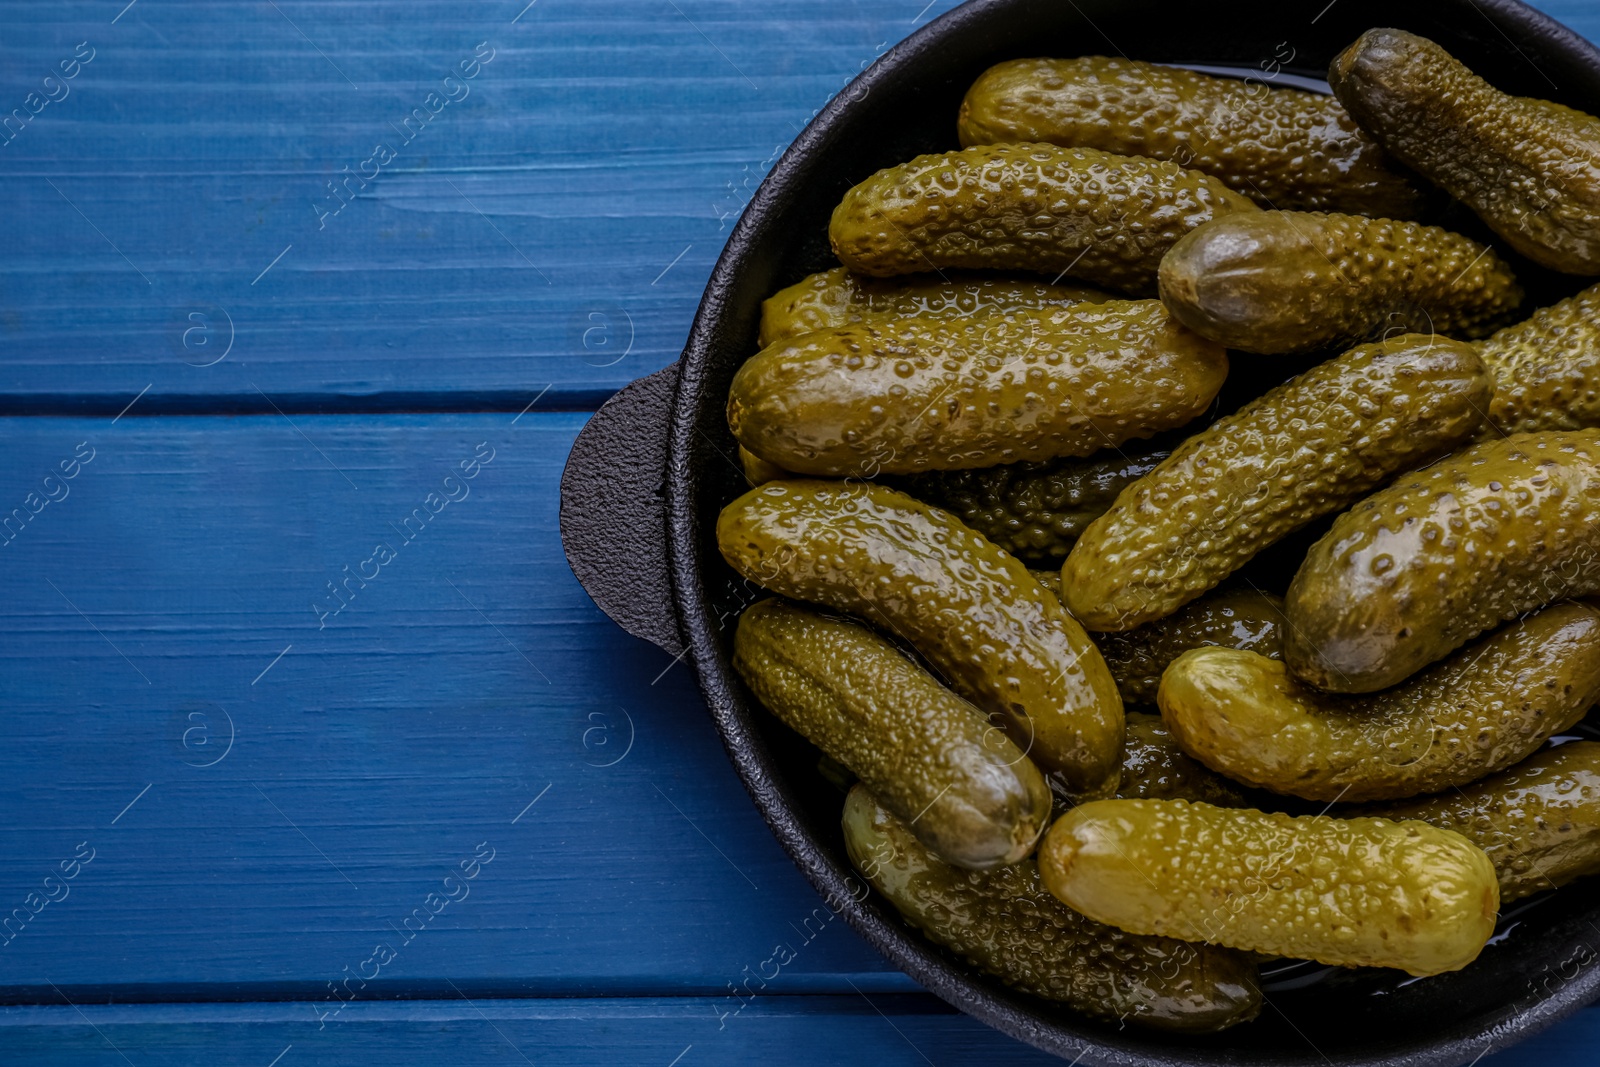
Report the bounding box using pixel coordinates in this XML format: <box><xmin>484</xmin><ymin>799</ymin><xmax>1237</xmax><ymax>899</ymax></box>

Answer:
<box><xmin>559</xmin><ymin>362</ymin><xmax>685</xmax><ymax>656</ymax></box>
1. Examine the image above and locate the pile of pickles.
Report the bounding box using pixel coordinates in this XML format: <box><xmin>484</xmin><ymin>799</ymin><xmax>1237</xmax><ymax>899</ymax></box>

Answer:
<box><xmin>717</xmin><ymin>28</ymin><xmax>1600</xmax><ymax>1033</ymax></box>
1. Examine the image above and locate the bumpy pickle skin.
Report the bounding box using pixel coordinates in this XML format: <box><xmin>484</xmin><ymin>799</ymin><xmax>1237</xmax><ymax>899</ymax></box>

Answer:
<box><xmin>757</xmin><ymin>267</ymin><xmax>1110</xmax><ymax>348</ymax></box>
<box><xmin>1118</xmin><ymin>713</ymin><xmax>1252</xmax><ymax>807</ymax></box>
<box><xmin>1158</xmin><ymin>211</ymin><xmax>1522</xmax><ymax>355</ymax></box>
<box><xmin>958</xmin><ymin>56</ymin><xmax>1431</xmax><ymax>218</ymax></box>
<box><xmin>1062</xmin><ymin>333</ymin><xmax>1490</xmax><ymax>631</ymax></box>
<box><xmin>1045</xmin><ymin>581</ymin><xmax>1286</xmax><ymax>804</ymax></box>
<box><xmin>1038</xmin><ymin>799</ymin><xmax>1500</xmax><ymax>976</ymax></box>
<box><xmin>1284</xmin><ymin>430</ymin><xmax>1600</xmax><ymax>692</ymax></box>
<box><xmin>1476</xmin><ymin>280</ymin><xmax>1600</xmax><ymax>435</ymax></box>
<box><xmin>717</xmin><ymin>480</ymin><xmax>1124</xmax><ymax>797</ymax></box>
<box><xmin>728</xmin><ymin>301</ymin><xmax>1227</xmax><ymax>478</ymax></box>
<box><xmin>1371</xmin><ymin>741</ymin><xmax>1600</xmax><ymax>903</ymax></box>
<box><xmin>734</xmin><ymin>600</ymin><xmax>1050</xmax><ymax>870</ymax></box>
<box><xmin>1097</xmin><ymin>588</ymin><xmax>1287</xmax><ymax>706</ymax></box>
<box><xmin>842</xmin><ymin>786</ymin><xmax>1261</xmax><ymax>1032</ymax></box>
<box><xmin>828</xmin><ymin>143</ymin><xmax>1257</xmax><ymax>295</ymax></box>
<box><xmin>906</xmin><ymin>445</ymin><xmax>1170</xmax><ymax>564</ymax></box>
<box><xmin>1330</xmin><ymin>28</ymin><xmax>1600</xmax><ymax>274</ymax></box>
<box><xmin>1158</xmin><ymin>603</ymin><xmax>1600</xmax><ymax>803</ymax></box>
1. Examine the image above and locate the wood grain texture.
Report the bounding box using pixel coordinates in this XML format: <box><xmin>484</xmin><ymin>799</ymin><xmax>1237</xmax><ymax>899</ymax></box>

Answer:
<box><xmin>0</xmin><ymin>997</ymin><xmax>1064</xmax><ymax>1065</ymax></box>
<box><xmin>0</xmin><ymin>413</ymin><xmax>914</xmax><ymax>998</ymax></box>
<box><xmin>0</xmin><ymin>0</ymin><xmax>963</xmax><ymax>411</ymax></box>
<box><xmin>1</xmin><ymin>0</ymin><xmax>1599</xmax><ymax>1062</ymax></box>
<box><xmin>0</xmin><ymin>994</ymin><xmax>1587</xmax><ymax>1066</ymax></box>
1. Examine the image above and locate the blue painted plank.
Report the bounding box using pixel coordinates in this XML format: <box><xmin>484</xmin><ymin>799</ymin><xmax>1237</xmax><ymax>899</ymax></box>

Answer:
<box><xmin>3</xmin><ymin>0</ymin><xmax>1594</xmax><ymax>410</ymax></box>
<box><xmin>0</xmin><ymin>995</ymin><xmax>1591</xmax><ymax>1066</ymax></box>
<box><xmin>0</xmin><ymin>411</ymin><xmax>913</xmax><ymax>998</ymax></box>
<box><xmin>1</xmin><ymin>0</ymin><xmax>1599</xmax><ymax>1062</ymax></box>
<box><xmin>0</xmin><ymin>0</ymin><xmax>962</xmax><ymax>411</ymax></box>
<box><xmin>0</xmin><ymin>996</ymin><xmax>1061</xmax><ymax>1065</ymax></box>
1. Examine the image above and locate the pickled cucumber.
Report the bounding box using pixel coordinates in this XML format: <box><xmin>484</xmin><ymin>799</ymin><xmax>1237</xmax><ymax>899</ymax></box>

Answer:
<box><xmin>958</xmin><ymin>56</ymin><xmax>1431</xmax><ymax>218</ymax></box>
<box><xmin>735</xmin><ymin>599</ymin><xmax>1050</xmax><ymax>869</ymax></box>
<box><xmin>739</xmin><ymin>446</ymin><xmax>790</xmax><ymax>487</ymax></box>
<box><xmin>1039</xmin><ymin>798</ymin><xmax>1499</xmax><ymax>976</ymax></box>
<box><xmin>829</xmin><ymin>143</ymin><xmax>1257</xmax><ymax>294</ymax></box>
<box><xmin>1118</xmin><ymin>712</ymin><xmax>1252</xmax><ymax>807</ymax></box>
<box><xmin>1476</xmin><ymin>280</ymin><xmax>1600</xmax><ymax>435</ymax></box>
<box><xmin>1097</xmin><ymin>588</ymin><xmax>1287</xmax><ymax>705</ymax></box>
<box><xmin>758</xmin><ymin>267</ymin><xmax>1109</xmax><ymax>348</ymax></box>
<box><xmin>1373</xmin><ymin>741</ymin><xmax>1600</xmax><ymax>903</ymax></box>
<box><xmin>1330</xmin><ymin>28</ymin><xmax>1600</xmax><ymax>274</ymax></box>
<box><xmin>718</xmin><ymin>480</ymin><xmax>1124</xmax><ymax>797</ymax></box>
<box><xmin>905</xmin><ymin>444</ymin><xmax>1170</xmax><ymax>564</ymax></box>
<box><xmin>728</xmin><ymin>301</ymin><xmax>1227</xmax><ymax>477</ymax></box>
<box><xmin>1062</xmin><ymin>333</ymin><xmax>1490</xmax><ymax>631</ymax></box>
<box><xmin>1285</xmin><ymin>430</ymin><xmax>1600</xmax><ymax>692</ymax></box>
<box><xmin>1159</xmin><ymin>211</ymin><xmax>1522</xmax><ymax>355</ymax></box>
<box><xmin>842</xmin><ymin>785</ymin><xmax>1261</xmax><ymax>1031</ymax></box>
<box><xmin>1158</xmin><ymin>602</ymin><xmax>1600</xmax><ymax>802</ymax></box>
<box><xmin>1029</xmin><ymin>568</ymin><xmax>1062</xmax><ymax>599</ymax></box>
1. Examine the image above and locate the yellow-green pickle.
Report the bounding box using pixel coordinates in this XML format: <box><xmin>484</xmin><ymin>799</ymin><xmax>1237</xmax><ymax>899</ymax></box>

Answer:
<box><xmin>717</xmin><ymin>480</ymin><xmax>1124</xmax><ymax>797</ymax></box>
<box><xmin>1062</xmin><ymin>333</ymin><xmax>1490</xmax><ymax>631</ymax></box>
<box><xmin>757</xmin><ymin>267</ymin><xmax>1109</xmax><ymax>347</ymax></box>
<box><xmin>957</xmin><ymin>56</ymin><xmax>1431</xmax><ymax>218</ymax></box>
<box><xmin>1158</xmin><ymin>602</ymin><xmax>1600</xmax><ymax>802</ymax></box>
<box><xmin>1039</xmin><ymin>799</ymin><xmax>1500</xmax><ymax>976</ymax></box>
<box><xmin>1285</xmin><ymin>430</ymin><xmax>1600</xmax><ymax>693</ymax></box>
<box><xmin>842</xmin><ymin>786</ymin><xmax>1261</xmax><ymax>1032</ymax></box>
<box><xmin>829</xmin><ymin>143</ymin><xmax>1257</xmax><ymax>294</ymax></box>
<box><xmin>1096</xmin><ymin>588</ymin><xmax>1287</xmax><ymax>706</ymax></box>
<box><xmin>1330</xmin><ymin>28</ymin><xmax>1600</xmax><ymax>274</ymax></box>
<box><xmin>1476</xmin><ymin>280</ymin><xmax>1600</xmax><ymax>435</ymax></box>
<box><xmin>1117</xmin><ymin>713</ymin><xmax>1252</xmax><ymax>807</ymax></box>
<box><xmin>738</xmin><ymin>446</ymin><xmax>790</xmax><ymax>487</ymax></box>
<box><xmin>1158</xmin><ymin>211</ymin><xmax>1522</xmax><ymax>355</ymax></box>
<box><xmin>728</xmin><ymin>300</ymin><xmax>1227</xmax><ymax>477</ymax></box>
<box><xmin>906</xmin><ymin>444</ymin><xmax>1170</xmax><ymax>563</ymax></box>
<box><xmin>1373</xmin><ymin>741</ymin><xmax>1600</xmax><ymax>903</ymax></box>
<box><xmin>734</xmin><ymin>599</ymin><xmax>1050</xmax><ymax>869</ymax></box>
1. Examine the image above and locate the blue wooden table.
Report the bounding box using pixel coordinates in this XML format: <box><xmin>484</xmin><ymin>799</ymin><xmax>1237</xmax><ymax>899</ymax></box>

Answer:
<box><xmin>3</xmin><ymin>2</ymin><xmax>1599</xmax><ymax>1063</ymax></box>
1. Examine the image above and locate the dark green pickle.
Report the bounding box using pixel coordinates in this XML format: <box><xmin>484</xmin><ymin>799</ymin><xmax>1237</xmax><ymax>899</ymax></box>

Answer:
<box><xmin>1029</xmin><ymin>568</ymin><xmax>1063</xmax><ymax>599</ymax></box>
<box><xmin>728</xmin><ymin>300</ymin><xmax>1227</xmax><ymax>477</ymax></box>
<box><xmin>1476</xmin><ymin>280</ymin><xmax>1600</xmax><ymax>435</ymax></box>
<box><xmin>1286</xmin><ymin>430</ymin><xmax>1600</xmax><ymax>693</ymax></box>
<box><xmin>735</xmin><ymin>599</ymin><xmax>1050</xmax><ymax>869</ymax></box>
<box><xmin>829</xmin><ymin>143</ymin><xmax>1257</xmax><ymax>295</ymax></box>
<box><xmin>958</xmin><ymin>56</ymin><xmax>1431</xmax><ymax>218</ymax></box>
<box><xmin>1331</xmin><ymin>29</ymin><xmax>1600</xmax><ymax>274</ymax></box>
<box><xmin>1159</xmin><ymin>210</ymin><xmax>1522</xmax><ymax>355</ymax></box>
<box><xmin>843</xmin><ymin>785</ymin><xmax>1261</xmax><ymax>1032</ymax></box>
<box><xmin>1118</xmin><ymin>712</ymin><xmax>1252</xmax><ymax>807</ymax></box>
<box><xmin>1037</xmin><ymin>579</ymin><xmax>1287</xmax><ymax>700</ymax></box>
<box><xmin>758</xmin><ymin>267</ymin><xmax>1109</xmax><ymax>348</ymax></box>
<box><xmin>1097</xmin><ymin>588</ymin><xmax>1287</xmax><ymax>706</ymax></box>
<box><xmin>1372</xmin><ymin>741</ymin><xmax>1600</xmax><ymax>903</ymax></box>
<box><xmin>717</xmin><ymin>480</ymin><xmax>1124</xmax><ymax>797</ymax></box>
<box><xmin>1063</xmin><ymin>333</ymin><xmax>1490</xmax><ymax>631</ymax></box>
<box><xmin>905</xmin><ymin>444</ymin><xmax>1170</xmax><ymax>564</ymax></box>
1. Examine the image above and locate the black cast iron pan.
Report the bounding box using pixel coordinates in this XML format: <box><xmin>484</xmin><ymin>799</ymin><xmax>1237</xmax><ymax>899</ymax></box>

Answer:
<box><xmin>560</xmin><ymin>1</ymin><xmax>1600</xmax><ymax>1062</ymax></box>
